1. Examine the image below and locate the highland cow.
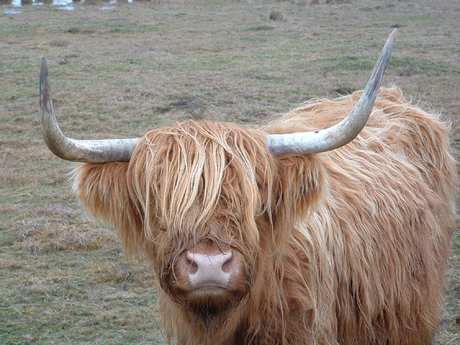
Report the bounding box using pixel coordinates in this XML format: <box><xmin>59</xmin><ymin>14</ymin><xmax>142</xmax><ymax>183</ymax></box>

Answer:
<box><xmin>39</xmin><ymin>30</ymin><xmax>457</xmax><ymax>344</ymax></box>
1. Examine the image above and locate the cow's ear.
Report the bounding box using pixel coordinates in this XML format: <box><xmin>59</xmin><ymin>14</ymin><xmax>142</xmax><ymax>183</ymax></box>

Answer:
<box><xmin>273</xmin><ymin>153</ymin><xmax>326</xmax><ymax>227</ymax></box>
<box><xmin>72</xmin><ymin>162</ymin><xmax>143</xmax><ymax>255</ymax></box>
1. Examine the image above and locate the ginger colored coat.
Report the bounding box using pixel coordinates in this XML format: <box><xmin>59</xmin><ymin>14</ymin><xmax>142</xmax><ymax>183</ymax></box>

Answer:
<box><xmin>73</xmin><ymin>87</ymin><xmax>457</xmax><ymax>344</ymax></box>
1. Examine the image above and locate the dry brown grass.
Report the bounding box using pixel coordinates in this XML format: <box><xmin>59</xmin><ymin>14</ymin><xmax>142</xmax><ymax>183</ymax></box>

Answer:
<box><xmin>1</xmin><ymin>0</ymin><xmax>460</xmax><ymax>343</ymax></box>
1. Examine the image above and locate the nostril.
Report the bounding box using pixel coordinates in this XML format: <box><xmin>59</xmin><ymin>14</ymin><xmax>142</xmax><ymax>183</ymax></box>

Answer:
<box><xmin>221</xmin><ymin>251</ymin><xmax>234</xmax><ymax>273</ymax></box>
<box><xmin>184</xmin><ymin>252</ymin><xmax>199</xmax><ymax>274</ymax></box>
<box><xmin>186</xmin><ymin>250</ymin><xmax>195</xmax><ymax>263</ymax></box>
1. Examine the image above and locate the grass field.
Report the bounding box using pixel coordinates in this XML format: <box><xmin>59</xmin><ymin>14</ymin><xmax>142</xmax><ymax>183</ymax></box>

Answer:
<box><xmin>1</xmin><ymin>0</ymin><xmax>460</xmax><ymax>343</ymax></box>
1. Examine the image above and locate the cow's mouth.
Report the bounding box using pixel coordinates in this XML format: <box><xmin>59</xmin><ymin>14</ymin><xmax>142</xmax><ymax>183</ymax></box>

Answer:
<box><xmin>167</xmin><ymin>275</ymin><xmax>249</xmax><ymax>321</ymax></box>
<box><xmin>185</xmin><ymin>286</ymin><xmax>245</xmax><ymax>320</ymax></box>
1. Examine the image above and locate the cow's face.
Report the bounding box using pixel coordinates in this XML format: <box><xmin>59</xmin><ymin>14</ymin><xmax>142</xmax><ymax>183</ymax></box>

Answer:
<box><xmin>126</xmin><ymin>121</ymin><xmax>280</xmax><ymax>320</ymax></box>
<box><xmin>72</xmin><ymin>119</ymin><xmax>326</xmax><ymax>324</ymax></box>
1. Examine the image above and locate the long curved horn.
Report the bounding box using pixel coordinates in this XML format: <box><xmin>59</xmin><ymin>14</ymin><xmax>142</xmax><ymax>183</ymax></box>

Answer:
<box><xmin>267</xmin><ymin>29</ymin><xmax>397</xmax><ymax>156</ymax></box>
<box><xmin>39</xmin><ymin>57</ymin><xmax>140</xmax><ymax>162</ymax></box>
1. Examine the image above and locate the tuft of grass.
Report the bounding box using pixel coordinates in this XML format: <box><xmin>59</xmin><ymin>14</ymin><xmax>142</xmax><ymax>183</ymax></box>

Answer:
<box><xmin>269</xmin><ymin>10</ymin><xmax>284</xmax><ymax>21</ymax></box>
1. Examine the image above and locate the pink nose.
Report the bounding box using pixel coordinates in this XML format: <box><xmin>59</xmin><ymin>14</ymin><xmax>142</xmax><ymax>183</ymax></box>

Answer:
<box><xmin>185</xmin><ymin>250</ymin><xmax>233</xmax><ymax>288</ymax></box>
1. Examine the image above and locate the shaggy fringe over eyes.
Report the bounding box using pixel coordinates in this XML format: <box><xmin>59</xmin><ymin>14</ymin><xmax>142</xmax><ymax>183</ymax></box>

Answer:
<box><xmin>127</xmin><ymin>120</ymin><xmax>280</xmax><ymax>259</ymax></box>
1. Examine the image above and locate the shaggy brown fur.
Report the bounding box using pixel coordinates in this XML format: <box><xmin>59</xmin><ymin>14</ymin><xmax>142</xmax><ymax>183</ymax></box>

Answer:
<box><xmin>73</xmin><ymin>87</ymin><xmax>457</xmax><ymax>344</ymax></box>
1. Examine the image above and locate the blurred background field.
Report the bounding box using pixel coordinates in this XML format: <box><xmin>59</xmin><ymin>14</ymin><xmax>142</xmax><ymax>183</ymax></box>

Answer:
<box><xmin>1</xmin><ymin>0</ymin><xmax>459</xmax><ymax>343</ymax></box>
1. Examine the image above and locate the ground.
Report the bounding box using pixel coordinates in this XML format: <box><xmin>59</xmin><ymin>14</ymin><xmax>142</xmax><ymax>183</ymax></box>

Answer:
<box><xmin>1</xmin><ymin>0</ymin><xmax>459</xmax><ymax>343</ymax></box>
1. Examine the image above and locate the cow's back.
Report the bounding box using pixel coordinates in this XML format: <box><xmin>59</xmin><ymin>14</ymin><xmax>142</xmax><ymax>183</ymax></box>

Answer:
<box><xmin>266</xmin><ymin>87</ymin><xmax>457</xmax><ymax>344</ymax></box>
